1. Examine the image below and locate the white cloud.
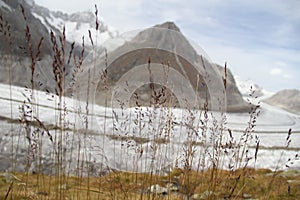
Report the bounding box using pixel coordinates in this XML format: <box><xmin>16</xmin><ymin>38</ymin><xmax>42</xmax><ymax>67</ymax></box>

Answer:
<box><xmin>270</xmin><ymin>68</ymin><xmax>282</xmax><ymax>75</ymax></box>
<box><xmin>269</xmin><ymin>67</ymin><xmax>293</xmax><ymax>80</ymax></box>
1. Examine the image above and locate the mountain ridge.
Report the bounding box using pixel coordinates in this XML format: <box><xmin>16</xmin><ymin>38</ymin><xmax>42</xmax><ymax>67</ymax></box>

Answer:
<box><xmin>264</xmin><ymin>89</ymin><xmax>300</xmax><ymax>115</ymax></box>
<box><xmin>75</xmin><ymin>21</ymin><xmax>250</xmax><ymax>112</ymax></box>
<box><xmin>31</xmin><ymin>2</ymin><xmax>118</xmax><ymax>46</ymax></box>
<box><xmin>0</xmin><ymin>0</ymin><xmax>118</xmax><ymax>92</ymax></box>
<box><xmin>1</xmin><ymin>1</ymin><xmax>254</xmax><ymax>112</ymax></box>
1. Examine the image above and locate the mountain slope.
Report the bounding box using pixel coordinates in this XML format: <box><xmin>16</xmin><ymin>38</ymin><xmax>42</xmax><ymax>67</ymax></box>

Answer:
<box><xmin>264</xmin><ymin>89</ymin><xmax>300</xmax><ymax>115</ymax></box>
<box><xmin>215</xmin><ymin>65</ymin><xmax>249</xmax><ymax>112</ymax></box>
<box><xmin>0</xmin><ymin>0</ymin><xmax>52</xmax><ymax>56</ymax></box>
<box><xmin>76</xmin><ymin>21</ymin><xmax>250</xmax><ymax>112</ymax></box>
<box><xmin>0</xmin><ymin>0</ymin><xmax>64</xmax><ymax>92</ymax></box>
<box><xmin>0</xmin><ymin>0</ymin><xmax>112</xmax><ymax>93</ymax></box>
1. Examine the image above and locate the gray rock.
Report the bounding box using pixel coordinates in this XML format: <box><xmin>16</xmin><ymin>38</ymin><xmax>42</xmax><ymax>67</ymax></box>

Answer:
<box><xmin>243</xmin><ymin>193</ymin><xmax>252</xmax><ymax>199</ymax></box>
<box><xmin>166</xmin><ymin>182</ymin><xmax>179</xmax><ymax>192</ymax></box>
<box><xmin>200</xmin><ymin>190</ymin><xmax>216</xmax><ymax>199</ymax></box>
<box><xmin>192</xmin><ymin>193</ymin><xmax>201</xmax><ymax>199</ymax></box>
<box><xmin>148</xmin><ymin>184</ymin><xmax>168</xmax><ymax>195</ymax></box>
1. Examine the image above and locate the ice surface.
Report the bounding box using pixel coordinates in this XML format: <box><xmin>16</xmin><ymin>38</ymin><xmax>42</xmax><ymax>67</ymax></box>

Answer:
<box><xmin>0</xmin><ymin>83</ymin><xmax>299</xmax><ymax>174</ymax></box>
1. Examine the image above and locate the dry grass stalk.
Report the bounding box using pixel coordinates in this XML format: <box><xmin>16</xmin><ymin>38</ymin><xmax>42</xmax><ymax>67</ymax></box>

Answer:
<box><xmin>1</xmin><ymin>3</ymin><xmax>299</xmax><ymax>200</ymax></box>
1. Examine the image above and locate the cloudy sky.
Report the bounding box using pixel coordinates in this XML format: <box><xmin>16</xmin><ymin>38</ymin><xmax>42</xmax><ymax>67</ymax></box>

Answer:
<box><xmin>34</xmin><ymin>0</ymin><xmax>300</xmax><ymax>92</ymax></box>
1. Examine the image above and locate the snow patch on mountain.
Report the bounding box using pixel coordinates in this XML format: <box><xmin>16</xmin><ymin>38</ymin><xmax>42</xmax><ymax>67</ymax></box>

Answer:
<box><xmin>31</xmin><ymin>4</ymin><xmax>118</xmax><ymax>46</ymax></box>
<box><xmin>235</xmin><ymin>76</ymin><xmax>273</xmax><ymax>99</ymax></box>
<box><xmin>26</xmin><ymin>0</ymin><xmax>35</xmax><ymax>7</ymax></box>
<box><xmin>99</xmin><ymin>29</ymin><xmax>141</xmax><ymax>52</ymax></box>
<box><xmin>0</xmin><ymin>0</ymin><xmax>12</xmax><ymax>11</ymax></box>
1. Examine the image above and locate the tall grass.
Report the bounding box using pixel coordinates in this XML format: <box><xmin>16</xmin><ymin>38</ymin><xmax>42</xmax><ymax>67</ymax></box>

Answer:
<box><xmin>0</xmin><ymin>4</ymin><xmax>299</xmax><ymax>200</ymax></box>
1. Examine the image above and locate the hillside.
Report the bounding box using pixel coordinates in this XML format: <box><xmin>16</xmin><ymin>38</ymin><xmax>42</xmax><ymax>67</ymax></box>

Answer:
<box><xmin>0</xmin><ymin>0</ymin><xmax>75</xmax><ymax>92</ymax></box>
<box><xmin>2</xmin><ymin>1</ymin><xmax>250</xmax><ymax>112</ymax></box>
<box><xmin>76</xmin><ymin>21</ymin><xmax>250</xmax><ymax>112</ymax></box>
<box><xmin>0</xmin><ymin>0</ymin><xmax>114</xmax><ymax>93</ymax></box>
<box><xmin>0</xmin><ymin>0</ymin><xmax>52</xmax><ymax>56</ymax></box>
<box><xmin>264</xmin><ymin>89</ymin><xmax>300</xmax><ymax>115</ymax></box>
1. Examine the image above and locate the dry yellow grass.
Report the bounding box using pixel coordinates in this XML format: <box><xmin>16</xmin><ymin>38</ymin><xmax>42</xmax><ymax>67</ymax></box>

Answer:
<box><xmin>1</xmin><ymin>168</ymin><xmax>299</xmax><ymax>200</ymax></box>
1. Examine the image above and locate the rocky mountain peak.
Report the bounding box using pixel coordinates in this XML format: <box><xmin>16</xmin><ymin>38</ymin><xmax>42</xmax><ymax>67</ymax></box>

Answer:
<box><xmin>80</xmin><ymin>21</ymin><xmax>251</xmax><ymax>112</ymax></box>
<box><xmin>154</xmin><ymin>21</ymin><xmax>181</xmax><ymax>32</ymax></box>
